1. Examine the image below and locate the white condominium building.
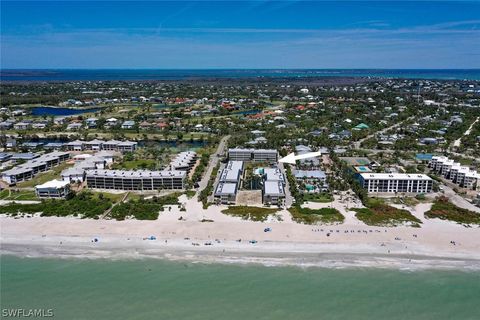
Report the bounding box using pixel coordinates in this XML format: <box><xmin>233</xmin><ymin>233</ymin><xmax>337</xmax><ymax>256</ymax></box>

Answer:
<box><xmin>214</xmin><ymin>161</ymin><xmax>244</xmax><ymax>204</ymax></box>
<box><xmin>358</xmin><ymin>173</ymin><xmax>433</xmax><ymax>194</ymax></box>
<box><xmin>35</xmin><ymin>179</ymin><xmax>71</xmax><ymax>198</ymax></box>
<box><xmin>228</xmin><ymin>148</ymin><xmax>278</xmax><ymax>163</ymax></box>
<box><xmin>228</xmin><ymin>148</ymin><xmax>255</xmax><ymax>161</ymax></box>
<box><xmin>2</xmin><ymin>151</ymin><xmax>71</xmax><ymax>185</ymax></box>
<box><xmin>64</xmin><ymin>139</ymin><xmax>137</xmax><ymax>153</ymax></box>
<box><xmin>86</xmin><ymin>169</ymin><xmax>186</xmax><ymax>191</ymax></box>
<box><xmin>429</xmin><ymin>156</ymin><xmax>479</xmax><ymax>190</ymax></box>
<box><xmin>169</xmin><ymin>151</ymin><xmax>197</xmax><ymax>173</ymax></box>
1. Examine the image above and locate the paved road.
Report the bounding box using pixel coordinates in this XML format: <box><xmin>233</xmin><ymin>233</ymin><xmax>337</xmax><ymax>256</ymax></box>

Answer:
<box><xmin>442</xmin><ymin>184</ymin><xmax>480</xmax><ymax>213</ymax></box>
<box><xmin>451</xmin><ymin>116</ymin><xmax>479</xmax><ymax>149</ymax></box>
<box><xmin>278</xmin><ymin>162</ymin><xmax>293</xmax><ymax>208</ymax></box>
<box><xmin>196</xmin><ymin>135</ymin><xmax>230</xmax><ymax>197</ymax></box>
<box><xmin>354</xmin><ymin>116</ymin><xmax>414</xmax><ymax>149</ymax></box>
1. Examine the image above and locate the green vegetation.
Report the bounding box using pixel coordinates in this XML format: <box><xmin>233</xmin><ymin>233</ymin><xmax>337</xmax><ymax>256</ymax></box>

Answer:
<box><xmin>390</xmin><ymin>196</ymin><xmax>423</xmax><ymax>206</ymax></box>
<box><xmin>353</xmin><ymin>198</ymin><xmax>422</xmax><ymax>227</ymax></box>
<box><xmin>284</xmin><ymin>165</ymin><xmax>303</xmax><ymax>204</ymax></box>
<box><xmin>222</xmin><ymin>206</ymin><xmax>279</xmax><ymax>222</ymax></box>
<box><xmin>0</xmin><ymin>191</ymin><xmax>112</xmax><ymax>219</ymax></box>
<box><xmin>425</xmin><ymin>196</ymin><xmax>480</xmax><ymax>226</ymax></box>
<box><xmin>0</xmin><ymin>189</ymin><xmax>37</xmax><ymax>201</ymax></box>
<box><xmin>199</xmin><ymin>163</ymin><xmax>220</xmax><ymax>209</ymax></box>
<box><xmin>109</xmin><ymin>193</ymin><xmax>181</xmax><ymax>221</ymax></box>
<box><xmin>303</xmin><ymin>193</ymin><xmax>333</xmax><ymax>203</ymax></box>
<box><xmin>0</xmin><ymin>202</ymin><xmax>42</xmax><ymax>215</ymax></box>
<box><xmin>185</xmin><ymin>190</ymin><xmax>196</xmax><ymax>199</ymax></box>
<box><xmin>190</xmin><ymin>151</ymin><xmax>210</xmax><ymax>185</ymax></box>
<box><xmin>112</xmin><ymin>159</ymin><xmax>158</xmax><ymax>170</ymax></box>
<box><xmin>288</xmin><ymin>206</ymin><xmax>344</xmax><ymax>225</ymax></box>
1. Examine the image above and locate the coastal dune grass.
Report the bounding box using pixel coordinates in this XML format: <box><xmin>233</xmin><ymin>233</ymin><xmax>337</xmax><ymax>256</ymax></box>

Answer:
<box><xmin>425</xmin><ymin>196</ymin><xmax>480</xmax><ymax>226</ymax></box>
<box><xmin>288</xmin><ymin>206</ymin><xmax>344</xmax><ymax>225</ymax></box>
<box><xmin>0</xmin><ymin>189</ymin><xmax>37</xmax><ymax>201</ymax></box>
<box><xmin>0</xmin><ymin>191</ymin><xmax>184</xmax><ymax>220</ymax></box>
<box><xmin>303</xmin><ymin>193</ymin><xmax>333</xmax><ymax>203</ymax></box>
<box><xmin>109</xmin><ymin>193</ymin><xmax>181</xmax><ymax>221</ymax></box>
<box><xmin>0</xmin><ymin>191</ymin><xmax>112</xmax><ymax>219</ymax></box>
<box><xmin>222</xmin><ymin>206</ymin><xmax>279</xmax><ymax>222</ymax></box>
<box><xmin>353</xmin><ymin>198</ymin><xmax>422</xmax><ymax>227</ymax></box>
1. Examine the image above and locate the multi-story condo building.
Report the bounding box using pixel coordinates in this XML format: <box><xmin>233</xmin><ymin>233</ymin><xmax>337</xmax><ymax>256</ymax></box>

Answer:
<box><xmin>214</xmin><ymin>161</ymin><xmax>244</xmax><ymax>204</ymax></box>
<box><xmin>2</xmin><ymin>151</ymin><xmax>70</xmax><ymax>185</ymax></box>
<box><xmin>428</xmin><ymin>156</ymin><xmax>479</xmax><ymax>190</ymax></box>
<box><xmin>35</xmin><ymin>179</ymin><xmax>71</xmax><ymax>198</ymax></box>
<box><xmin>86</xmin><ymin>169</ymin><xmax>186</xmax><ymax>191</ymax></box>
<box><xmin>456</xmin><ymin>168</ymin><xmax>479</xmax><ymax>189</ymax></box>
<box><xmin>358</xmin><ymin>173</ymin><xmax>433</xmax><ymax>194</ymax></box>
<box><xmin>263</xmin><ymin>180</ymin><xmax>285</xmax><ymax>205</ymax></box>
<box><xmin>228</xmin><ymin>148</ymin><xmax>278</xmax><ymax>163</ymax></box>
<box><xmin>170</xmin><ymin>151</ymin><xmax>197</xmax><ymax>173</ymax></box>
<box><xmin>261</xmin><ymin>167</ymin><xmax>285</xmax><ymax>205</ymax></box>
<box><xmin>253</xmin><ymin>149</ymin><xmax>278</xmax><ymax>162</ymax></box>
<box><xmin>64</xmin><ymin>140</ymin><xmax>137</xmax><ymax>153</ymax></box>
<box><xmin>228</xmin><ymin>148</ymin><xmax>254</xmax><ymax>162</ymax></box>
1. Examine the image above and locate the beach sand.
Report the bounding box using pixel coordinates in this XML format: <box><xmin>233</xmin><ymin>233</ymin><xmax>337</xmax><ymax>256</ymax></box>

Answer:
<box><xmin>2</xmin><ymin>196</ymin><xmax>480</xmax><ymax>270</ymax></box>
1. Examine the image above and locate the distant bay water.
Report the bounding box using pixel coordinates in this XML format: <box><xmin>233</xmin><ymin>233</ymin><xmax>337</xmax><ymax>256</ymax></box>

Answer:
<box><xmin>1</xmin><ymin>69</ymin><xmax>479</xmax><ymax>81</ymax></box>
<box><xmin>1</xmin><ymin>256</ymin><xmax>479</xmax><ymax>320</ymax></box>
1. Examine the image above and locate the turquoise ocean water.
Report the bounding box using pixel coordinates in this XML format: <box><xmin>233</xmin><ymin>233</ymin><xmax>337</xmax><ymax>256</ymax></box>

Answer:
<box><xmin>1</xmin><ymin>255</ymin><xmax>479</xmax><ymax>320</ymax></box>
<box><xmin>1</xmin><ymin>69</ymin><xmax>479</xmax><ymax>81</ymax></box>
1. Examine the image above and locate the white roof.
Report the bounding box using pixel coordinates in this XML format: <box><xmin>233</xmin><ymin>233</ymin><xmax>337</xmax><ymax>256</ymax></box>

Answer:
<box><xmin>219</xmin><ymin>161</ymin><xmax>243</xmax><ymax>182</ymax></box>
<box><xmin>215</xmin><ymin>182</ymin><xmax>237</xmax><ymax>195</ymax></box>
<box><xmin>73</xmin><ymin>154</ymin><xmax>92</xmax><ymax>159</ymax></box>
<box><xmin>35</xmin><ymin>179</ymin><xmax>69</xmax><ymax>189</ymax></box>
<box><xmin>263</xmin><ymin>167</ymin><xmax>284</xmax><ymax>181</ymax></box>
<box><xmin>264</xmin><ymin>181</ymin><xmax>285</xmax><ymax>196</ymax></box>
<box><xmin>62</xmin><ymin>167</ymin><xmax>85</xmax><ymax>176</ymax></box>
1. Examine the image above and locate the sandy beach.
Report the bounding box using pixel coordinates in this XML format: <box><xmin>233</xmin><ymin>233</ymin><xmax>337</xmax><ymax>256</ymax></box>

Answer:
<box><xmin>2</xmin><ymin>195</ymin><xmax>480</xmax><ymax>270</ymax></box>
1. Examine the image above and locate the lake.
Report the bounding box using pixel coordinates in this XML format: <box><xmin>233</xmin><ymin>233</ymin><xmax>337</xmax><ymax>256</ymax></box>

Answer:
<box><xmin>30</xmin><ymin>106</ymin><xmax>102</xmax><ymax>116</ymax></box>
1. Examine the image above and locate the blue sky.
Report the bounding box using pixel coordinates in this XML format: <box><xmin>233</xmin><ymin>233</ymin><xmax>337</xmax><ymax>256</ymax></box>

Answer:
<box><xmin>1</xmin><ymin>1</ymin><xmax>479</xmax><ymax>69</ymax></box>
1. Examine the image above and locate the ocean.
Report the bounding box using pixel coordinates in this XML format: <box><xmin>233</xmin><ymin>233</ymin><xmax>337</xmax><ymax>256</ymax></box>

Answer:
<box><xmin>1</xmin><ymin>256</ymin><xmax>479</xmax><ymax>320</ymax></box>
<box><xmin>1</xmin><ymin>69</ymin><xmax>479</xmax><ymax>81</ymax></box>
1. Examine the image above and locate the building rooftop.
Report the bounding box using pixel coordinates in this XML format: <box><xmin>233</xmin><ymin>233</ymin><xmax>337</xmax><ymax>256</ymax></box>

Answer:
<box><xmin>10</xmin><ymin>153</ymin><xmax>39</xmax><ymax>160</ymax></box>
<box><xmin>2</xmin><ymin>166</ymin><xmax>34</xmax><ymax>176</ymax></box>
<box><xmin>215</xmin><ymin>182</ymin><xmax>237</xmax><ymax>195</ymax></box>
<box><xmin>35</xmin><ymin>179</ymin><xmax>69</xmax><ymax>189</ymax></box>
<box><xmin>415</xmin><ymin>153</ymin><xmax>434</xmax><ymax>161</ymax></box>
<box><xmin>263</xmin><ymin>167</ymin><xmax>284</xmax><ymax>181</ymax></box>
<box><xmin>264</xmin><ymin>181</ymin><xmax>285</xmax><ymax>196</ymax></box>
<box><xmin>219</xmin><ymin>161</ymin><xmax>243</xmax><ymax>182</ymax></box>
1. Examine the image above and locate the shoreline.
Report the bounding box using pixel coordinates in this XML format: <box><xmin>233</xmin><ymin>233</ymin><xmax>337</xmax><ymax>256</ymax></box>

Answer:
<box><xmin>2</xmin><ymin>215</ymin><xmax>480</xmax><ymax>271</ymax></box>
<box><xmin>2</xmin><ymin>198</ymin><xmax>480</xmax><ymax>271</ymax></box>
<box><xmin>3</xmin><ymin>237</ymin><xmax>480</xmax><ymax>271</ymax></box>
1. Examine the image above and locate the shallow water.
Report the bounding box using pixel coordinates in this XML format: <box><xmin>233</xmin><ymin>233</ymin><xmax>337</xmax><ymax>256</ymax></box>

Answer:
<box><xmin>1</xmin><ymin>255</ymin><xmax>479</xmax><ymax>320</ymax></box>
